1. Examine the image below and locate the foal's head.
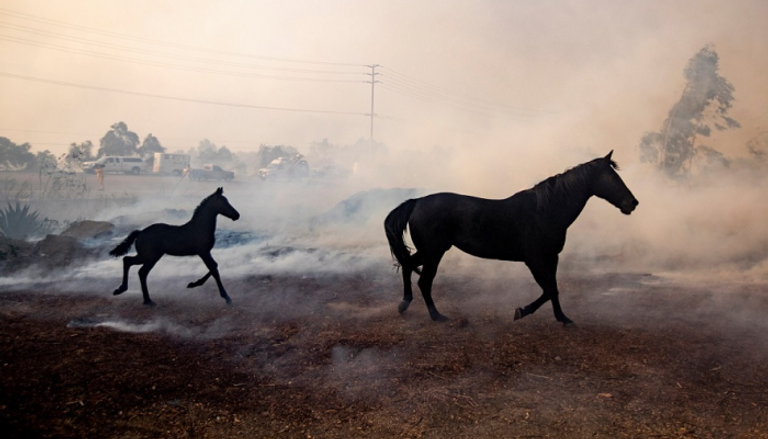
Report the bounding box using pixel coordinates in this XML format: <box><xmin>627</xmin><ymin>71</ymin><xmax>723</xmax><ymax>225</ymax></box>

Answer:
<box><xmin>591</xmin><ymin>151</ymin><xmax>639</xmax><ymax>215</ymax></box>
<box><xmin>199</xmin><ymin>187</ymin><xmax>240</xmax><ymax>221</ymax></box>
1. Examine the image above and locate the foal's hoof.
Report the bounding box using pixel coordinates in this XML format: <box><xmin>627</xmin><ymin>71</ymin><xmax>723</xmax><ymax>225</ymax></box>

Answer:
<box><xmin>398</xmin><ymin>300</ymin><xmax>412</xmax><ymax>314</ymax></box>
<box><xmin>187</xmin><ymin>282</ymin><xmax>196</xmax><ymax>289</ymax></box>
<box><xmin>561</xmin><ymin>319</ymin><xmax>575</xmax><ymax>327</ymax></box>
<box><xmin>224</xmin><ymin>298</ymin><xmax>233</xmax><ymax>306</ymax></box>
<box><xmin>513</xmin><ymin>308</ymin><xmax>525</xmax><ymax>321</ymax></box>
<box><xmin>143</xmin><ymin>300</ymin><xmax>157</xmax><ymax>307</ymax></box>
<box><xmin>113</xmin><ymin>287</ymin><xmax>126</xmax><ymax>296</ymax></box>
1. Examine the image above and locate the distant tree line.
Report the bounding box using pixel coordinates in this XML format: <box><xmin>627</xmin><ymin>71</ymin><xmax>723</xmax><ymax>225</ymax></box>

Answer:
<box><xmin>1</xmin><ymin>121</ymin><xmax>249</xmax><ymax>173</ymax></box>
<box><xmin>0</xmin><ymin>137</ymin><xmax>56</xmax><ymax>172</ymax></box>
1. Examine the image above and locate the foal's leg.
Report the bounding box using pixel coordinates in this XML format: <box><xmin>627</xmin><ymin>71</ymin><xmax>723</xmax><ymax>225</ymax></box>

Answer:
<box><xmin>199</xmin><ymin>252</ymin><xmax>231</xmax><ymax>305</ymax></box>
<box><xmin>418</xmin><ymin>253</ymin><xmax>447</xmax><ymax>322</ymax></box>
<box><xmin>187</xmin><ymin>271</ymin><xmax>212</xmax><ymax>289</ymax></box>
<box><xmin>516</xmin><ymin>255</ymin><xmax>573</xmax><ymax>325</ymax></box>
<box><xmin>398</xmin><ymin>251</ymin><xmax>423</xmax><ymax>314</ymax></box>
<box><xmin>138</xmin><ymin>256</ymin><xmax>161</xmax><ymax>306</ymax></box>
<box><xmin>113</xmin><ymin>256</ymin><xmax>138</xmax><ymax>295</ymax></box>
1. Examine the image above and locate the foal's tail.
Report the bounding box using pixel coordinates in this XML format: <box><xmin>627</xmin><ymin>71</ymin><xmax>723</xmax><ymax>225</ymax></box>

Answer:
<box><xmin>384</xmin><ymin>198</ymin><xmax>418</xmax><ymax>270</ymax></box>
<box><xmin>108</xmin><ymin>230</ymin><xmax>140</xmax><ymax>257</ymax></box>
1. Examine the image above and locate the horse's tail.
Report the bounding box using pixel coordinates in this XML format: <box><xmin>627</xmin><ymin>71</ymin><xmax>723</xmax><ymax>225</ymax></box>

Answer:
<box><xmin>108</xmin><ymin>230</ymin><xmax>140</xmax><ymax>257</ymax></box>
<box><xmin>384</xmin><ymin>198</ymin><xmax>419</xmax><ymax>270</ymax></box>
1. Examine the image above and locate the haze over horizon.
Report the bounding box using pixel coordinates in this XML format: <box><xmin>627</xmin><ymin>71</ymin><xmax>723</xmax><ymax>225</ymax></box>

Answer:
<box><xmin>1</xmin><ymin>0</ymin><xmax>767</xmax><ymax>167</ymax></box>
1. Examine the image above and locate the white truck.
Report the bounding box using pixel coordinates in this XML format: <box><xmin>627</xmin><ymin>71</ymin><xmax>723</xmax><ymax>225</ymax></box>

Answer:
<box><xmin>153</xmin><ymin>153</ymin><xmax>191</xmax><ymax>176</ymax></box>
<box><xmin>82</xmin><ymin>156</ymin><xmax>147</xmax><ymax>175</ymax></box>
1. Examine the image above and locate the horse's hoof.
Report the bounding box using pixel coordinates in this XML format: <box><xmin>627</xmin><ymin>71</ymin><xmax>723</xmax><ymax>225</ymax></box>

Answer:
<box><xmin>143</xmin><ymin>300</ymin><xmax>157</xmax><ymax>307</ymax></box>
<box><xmin>431</xmin><ymin>313</ymin><xmax>448</xmax><ymax>323</ymax></box>
<box><xmin>187</xmin><ymin>282</ymin><xmax>196</xmax><ymax>289</ymax></box>
<box><xmin>398</xmin><ymin>300</ymin><xmax>411</xmax><ymax>314</ymax></box>
<box><xmin>561</xmin><ymin>319</ymin><xmax>575</xmax><ymax>327</ymax></box>
<box><xmin>113</xmin><ymin>287</ymin><xmax>126</xmax><ymax>296</ymax></box>
<box><xmin>225</xmin><ymin>298</ymin><xmax>232</xmax><ymax>306</ymax></box>
<box><xmin>513</xmin><ymin>308</ymin><xmax>524</xmax><ymax>321</ymax></box>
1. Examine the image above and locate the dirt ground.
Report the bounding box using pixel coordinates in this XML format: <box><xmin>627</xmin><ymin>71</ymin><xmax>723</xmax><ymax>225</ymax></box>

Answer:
<box><xmin>1</xmin><ymin>268</ymin><xmax>768</xmax><ymax>439</ymax></box>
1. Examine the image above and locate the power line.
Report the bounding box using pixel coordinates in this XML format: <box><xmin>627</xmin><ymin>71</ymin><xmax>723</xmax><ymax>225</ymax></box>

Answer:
<box><xmin>380</xmin><ymin>66</ymin><xmax>559</xmax><ymax>117</ymax></box>
<box><xmin>0</xmin><ymin>7</ymin><xmax>558</xmax><ymax>130</ymax></box>
<box><xmin>0</xmin><ymin>21</ymin><xmax>365</xmax><ymax>78</ymax></box>
<box><xmin>0</xmin><ymin>35</ymin><xmax>365</xmax><ymax>83</ymax></box>
<box><xmin>0</xmin><ymin>7</ymin><xmax>363</xmax><ymax>67</ymax></box>
<box><xmin>0</xmin><ymin>72</ymin><xmax>368</xmax><ymax>116</ymax></box>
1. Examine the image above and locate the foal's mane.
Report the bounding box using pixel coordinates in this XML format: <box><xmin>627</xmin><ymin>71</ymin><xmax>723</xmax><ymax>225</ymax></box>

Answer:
<box><xmin>532</xmin><ymin>157</ymin><xmax>619</xmax><ymax>209</ymax></box>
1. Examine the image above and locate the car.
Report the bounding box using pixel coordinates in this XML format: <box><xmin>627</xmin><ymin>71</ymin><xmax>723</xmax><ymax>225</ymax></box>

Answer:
<box><xmin>258</xmin><ymin>154</ymin><xmax>310</xmax><ymax>180</ymax></box>
<box><xmin>82</xmin><ymin>156</ymin><xmax>147</xmax><ymax>175</ymax></box>
<box><xmin>189</xmin><ymin>164</ymin><xmax>235</xmax><ymax>181</ymax></box>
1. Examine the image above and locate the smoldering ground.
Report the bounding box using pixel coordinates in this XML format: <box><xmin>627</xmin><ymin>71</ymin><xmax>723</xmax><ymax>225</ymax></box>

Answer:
<box><xmin>5</xmin><ymin>146</ymin><xmax>768</xmax><ymax>318</ymax></box>
<box><xmin>3</xmin><ymin>151</ymin><xmax>768</xmax><ymax>437</ymax></box>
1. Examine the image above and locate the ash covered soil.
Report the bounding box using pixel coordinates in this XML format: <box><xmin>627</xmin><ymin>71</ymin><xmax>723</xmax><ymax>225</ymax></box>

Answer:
<box><xmin>1</xmin><ymin>270</ymin><xmax>768</xmax><ymax>438</ymax></box>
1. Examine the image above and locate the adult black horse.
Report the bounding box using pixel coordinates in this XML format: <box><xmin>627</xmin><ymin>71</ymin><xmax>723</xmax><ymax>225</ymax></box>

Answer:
<box><xmin>384</xmin><ymin>151</ymin><xmax>638</xmax><ymax>325</ymax></box>
<box><xmin>109</xmin><ymin>187</ymin><xmax>240</xmax><ymax>306</ymax></box>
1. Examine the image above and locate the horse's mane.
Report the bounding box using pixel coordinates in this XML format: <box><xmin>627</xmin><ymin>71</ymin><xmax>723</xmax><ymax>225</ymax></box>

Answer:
<box><xmin>192</xmin><ymin>191</ymin><xmax>218</xmax><ymax>217</ymax></box>
<box><xmin>532</xmin><ymin>157</ymin><xmax>619</xmax><ymax>209</ymax></box>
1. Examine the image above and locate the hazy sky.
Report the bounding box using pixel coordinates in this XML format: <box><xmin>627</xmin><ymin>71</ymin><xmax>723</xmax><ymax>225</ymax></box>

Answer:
<box><xmin>1</xmin><ymin>0</ymin><xmax>767</xmax><ymax>162</ymax></box>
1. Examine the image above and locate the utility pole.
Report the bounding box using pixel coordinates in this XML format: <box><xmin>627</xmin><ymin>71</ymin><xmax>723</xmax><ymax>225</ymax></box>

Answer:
<box><xmin>365</xmin><ymin>64</ymin><xmax>380</xmax><ymax>160</ymax></box>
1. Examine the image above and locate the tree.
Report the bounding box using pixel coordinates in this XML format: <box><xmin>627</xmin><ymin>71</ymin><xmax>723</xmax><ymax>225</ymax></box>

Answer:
<box><xmin>139</xmin><ymin>133</ymin><xmax>165</xmax><ymax>158</ymax></box>
<box><xmin>32</xmin><ymin>150</ymin><xmax>57</xmax><ymax>173</ymax></box>
<box><xmin>309</xmin><ymin>138</ymin><xmax>335</xmax><ymax>162</ymax></box>
<box><xmin>639</xmin><ymin>45</ymin><xmax>740</xmax><ymax>179</ymax></box>
<box><xmin>0</xmin><ymin>137</ymin><xmax>36</xmax><ymax>171</ymax></box>
<box><xmin>193</xmin><ymin>139</ymin><xmax>237</xmax><ymax>166</ymax></box>
<box><xmin>256</xmin><ymin>144</ymin><xmax>298</xmax><ymax>167</ymax></box>
<box><xmin>58</xmin><ymin>141</ymin><xmax>94</xmax><ymax>173</ymax></box>
<box><xmin>138</xmin><ymin>133</ymin><xmax>165</xmax><ymax>168</ymax></box>
<box><xmin>67</xmin><ymin>141</ymin><xmax>95</xmax><ymax>161</ymax></box>
<box><xmin>746</xmin><ymin>132</ymin><xmax>768</xmax><ymax>162</ymax></box>
<box><xmin>196</xmin><ymin>139</ymin><xmax>218</xmax><ymax>163</ymax></box>
<box><xmin>97</xmin><ymin>122</ymin><xmax>140</xmax><ymax>157</ymax></box>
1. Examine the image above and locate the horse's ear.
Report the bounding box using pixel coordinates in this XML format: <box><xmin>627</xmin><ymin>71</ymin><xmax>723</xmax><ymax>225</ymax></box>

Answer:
<box><xmin>604</xmin><ymin>150</ymin><xmax>614</xmax><ymax>161</ymax></box>
<box><xmin>216</xmin><ymin>187</ymin><xmax>223</xmax><ymax>195</ymax></box>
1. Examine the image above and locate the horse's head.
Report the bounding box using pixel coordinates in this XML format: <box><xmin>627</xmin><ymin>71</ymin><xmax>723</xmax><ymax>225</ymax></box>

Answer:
<box><xmin>591</xmin><ymin>151</ymin><xmax>638</xmax><ymax>215</ymax></box>
<box><xmin>210</xmin><ymin>187</ymin><xmax>240</xmax><ymax>221</ymax></box>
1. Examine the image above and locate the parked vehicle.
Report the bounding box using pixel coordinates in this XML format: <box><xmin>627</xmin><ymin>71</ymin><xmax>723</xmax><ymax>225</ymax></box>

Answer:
<box><xmin>82</xmin><ymin>156</ymin><xmax>147</xmax><ymax>175</ymax></box>
<box><xmin>258</xmin><ymin>153</ymin><xmax>310</xmax><ymax>180</ymax></box>
<box><xmin>311</xmin><ymin>164</ymin><xmax>352</xmax><ymax>180</ymax></box>
<box><xmin>153</xmin><ymin>153</ymin><xmax>191</xmax><ymax>176</ymax></box>
<box><xmin>189</xmin><ymin>164</ymin><xmax>235</xmax><ymax>181</ymax></box>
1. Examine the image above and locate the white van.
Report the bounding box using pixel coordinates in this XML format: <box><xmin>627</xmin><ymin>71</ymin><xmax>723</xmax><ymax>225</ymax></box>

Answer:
<box><xmin>82</xmin><ymin>156</ymin><xmax>146</xmax><ymax>175</ymax></box>
<box><xmin>153</xmin><ymin>153</ymin><xmax>191</xmax><ymax>176</ymax></box>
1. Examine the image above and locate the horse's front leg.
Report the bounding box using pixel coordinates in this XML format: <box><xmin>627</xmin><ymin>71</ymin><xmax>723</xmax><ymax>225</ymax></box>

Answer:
<box><xmin>199</xmin><ymin>252</ymin><xmax>231</xmax><ymax>305</ymax></box>
<box><xmin>187</xmin><ymin>271</ymin><xmax>212</xmax><ymax>289</ymax></box>
<box><xmin>517</xmin><ymin>255</ymin><xmax>572</xmax><ymax>326</ymax></box>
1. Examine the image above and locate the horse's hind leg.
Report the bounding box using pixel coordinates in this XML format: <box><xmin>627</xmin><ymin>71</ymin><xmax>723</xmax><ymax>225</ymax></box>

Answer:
<box><xmin>399</xmin><ymin>265</ymin><xmax>413</xmax><ymax>313</ymax></box>
<box><xmin>417</xmin><ymin>253</ymin><xmax>447</xmax><ymax>322</ymax></box>
<box><xmin>398</xmin><ymin>251</ymin><xmax>423</xmax><ymax>314</ymax></box>
<box><xmin>199</xmin><ymin>252</ymin><xmax>232</xmax><ymax>305</ymax></box>
<box><xmin>113</xmin><ymin>256</ymin><xmax>138</xmax><ymax>296</ymax></box>
<box><xmin>138</xmin><ymin>256</ymin><xmax>161</xmax><ymax>306</ymax></box>
<box><xmin>187</xmin><ymin>271</ymin><xmax>212</xmax><ymax>289</ymax></box>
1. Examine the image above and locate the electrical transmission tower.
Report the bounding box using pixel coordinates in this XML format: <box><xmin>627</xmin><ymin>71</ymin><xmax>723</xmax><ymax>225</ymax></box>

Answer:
<box><xmin>365</xmin><ymin>64</ymin><xmax>380</xmax><ymax>159</ymax></box>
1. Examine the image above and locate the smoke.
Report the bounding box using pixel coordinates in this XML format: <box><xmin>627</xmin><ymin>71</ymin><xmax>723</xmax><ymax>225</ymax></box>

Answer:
<box><xmin>3</xmin><ymin>3</ymin><xmax>768</xmax><ymax>346</ymax></box>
